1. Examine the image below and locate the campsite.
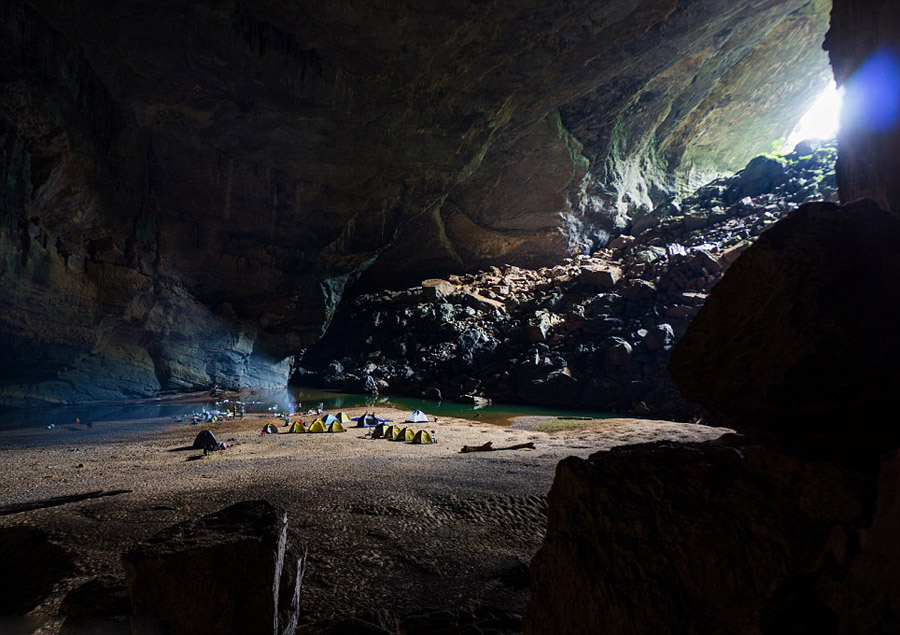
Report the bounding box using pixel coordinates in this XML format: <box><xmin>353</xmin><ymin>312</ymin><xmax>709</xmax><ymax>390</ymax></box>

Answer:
<box><xmin>0</xmin><ymin>405</ymin><xmax>724</xmax><ymax>630</ymax></box>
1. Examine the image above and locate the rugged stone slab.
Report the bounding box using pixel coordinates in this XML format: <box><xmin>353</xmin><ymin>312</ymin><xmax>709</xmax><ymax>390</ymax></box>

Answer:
<box><xmin>526</xmin><ymin>439</ymin><xmax>900</xmax><ymax>634</ymax></box>
<box><xmin>122</xmin><ymin>500</ymin><xmax>303</xmax><ymax>635</ymax></box>
<box><xmin>670</xmin><ymin>199</ymin><xmax>900</xmax><ymax>457</ymax></box>
<box><xmin>577</xmin><ymin>264</ymin><xmax>622</xmax><ymax>288</ymax></box>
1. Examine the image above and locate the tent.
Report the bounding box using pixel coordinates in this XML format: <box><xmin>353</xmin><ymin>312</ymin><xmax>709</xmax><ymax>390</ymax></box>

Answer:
<box><xmin>356</xmin><ymin>413</ymin><xmax>380</xmax><ymax>428</ymax></box>
<box><xmin>396</xmin><ymin>427</ymin><xmax>415</xmax><ymax>442</ymax></box>
<box><xmin>192</xmin><ymin>429</ymin><xmax>219</xmax><ymax>451</ymax></box>
<box><xmin>321</xmin><ymin>414</ymin><xmax>338</xmax><ymax>426</ymax></box>
<box><xmin>411</xmin><ymin>430</ymin><xmax>435</xmax><ymax>445</ymax></box>
<box><xmin>336</xmin><ymin>412</ymin><xmax>353</xmax><ymax>424</ymax></box>
<box><xmin>288</xmin><ymin>420</ymin><xmax>307</xmax><ymax>433</ymax></box>
<box><xmin>405</xmin><ymin>410</ymin><xmax>430</xmax><ymax>423</ymax></box>
<box><xmin>327</xmin><ymin>421</ymin><xmax>346</xmax><ymax>433</ymax></box>
<box><xmin>308</xmin><ymin>419</ymin><xmax>326</xmax><ymax>433</ymax></box>
<box><xmin>261</xmin><ymin>423</ymin><xmax>279</xmax><ymax>435</ymax></box>
<box><xmin>371</xmin><ymin>422</ymin><xmax>386</xmax><ymax>438</ymax></box>
<box><xmin>383</xmin><ymin>425</ymin><xmax>400</xmax><ymax>441</ymax></box>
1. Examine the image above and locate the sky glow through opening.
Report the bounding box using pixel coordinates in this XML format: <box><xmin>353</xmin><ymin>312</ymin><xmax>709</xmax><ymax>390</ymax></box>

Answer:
<box><xmin>787</xmin><ymin>81</ymin><xmax>843</xmax><ymax>150</ymax></box>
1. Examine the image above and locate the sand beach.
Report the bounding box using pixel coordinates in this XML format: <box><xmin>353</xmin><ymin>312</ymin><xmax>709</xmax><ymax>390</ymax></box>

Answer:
<box><xmin>0</xmin><ymin>407</ymin><xmax>726</xmax><ymax>632</ymax></box>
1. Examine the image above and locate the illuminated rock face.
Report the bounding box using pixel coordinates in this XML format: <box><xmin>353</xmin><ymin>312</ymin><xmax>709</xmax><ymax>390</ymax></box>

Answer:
<box><xmin>0</xmin><ymin>0</ymin><xmax>831</xmax><ymax>403</ymax></box>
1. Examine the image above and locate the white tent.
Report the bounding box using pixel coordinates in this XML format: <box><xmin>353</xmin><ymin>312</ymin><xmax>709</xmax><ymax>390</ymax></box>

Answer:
<box><xmin>405</xmin><ymin>409</ymin><xmax>430</xmax><ymax>423</ymax></box>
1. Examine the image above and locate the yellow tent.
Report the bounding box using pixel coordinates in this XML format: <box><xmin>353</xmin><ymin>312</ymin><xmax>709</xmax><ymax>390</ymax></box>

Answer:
<box><xmin>397</xmin><ymin>427</ymin><xmax>415</xmax><ymax>442</ymax></box>
<box><xmin>327</xmin><ymin>421</ymin><xmax>345</xmax><ymax>433</ymax></box>
<box><xmin>383</xmin><ymin>424</ymin><xmax>400</xmax><ymax>441</ymax></box>
<box><xmin>371</xmin><ymin>422</ymin><xmax>387</xmax><ymax>438</ymax></box>
<box><xmin>336</xmin><ymin>412</ymin><xmax>353</xmax><ymax>424</ymax></box>
<box><xmin>411</xmin><ymin>429</ymin><xmax>434</xmax><ymax>444</ymax></box>
<box><xmin>308</xmin><ymin>419</ymin><xmax>326</xmax><ymax>433</ymax></box>
<box><xmin>288</xmin><ymin>420</ymin><xmax>307</xmax><ymax>433</ymax></box>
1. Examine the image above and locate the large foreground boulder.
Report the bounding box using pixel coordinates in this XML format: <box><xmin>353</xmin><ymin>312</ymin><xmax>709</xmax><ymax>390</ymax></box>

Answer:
<box><xmin>669</xmin><ymin>199</ymin><xmax>900</xmax><ymax>458</ymax></box>
<box><xmin>526</xmin><ymin>439</ymin><xmax>900</xmax><ymax>634</ymax></box>
<box><xmin>122</xmin><ymin>500</ymin><xmax>305</xmax><ymax>635</ymax></box>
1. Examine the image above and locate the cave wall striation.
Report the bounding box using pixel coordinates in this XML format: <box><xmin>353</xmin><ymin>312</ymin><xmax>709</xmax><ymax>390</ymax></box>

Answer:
<box><xmin>0</xmin><ymin>0</ymin><xmax>830</xmax><ymax>404</ymax></box>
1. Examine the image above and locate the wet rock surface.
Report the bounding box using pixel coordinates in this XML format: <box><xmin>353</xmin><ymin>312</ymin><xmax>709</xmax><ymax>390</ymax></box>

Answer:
<box><xmin>304</xmin><ymin>142</ymin><xmax>838</xmax><ymax>419</ymax></box>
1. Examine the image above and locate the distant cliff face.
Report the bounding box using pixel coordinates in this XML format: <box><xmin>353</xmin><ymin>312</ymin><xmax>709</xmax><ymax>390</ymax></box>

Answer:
<box><xmin>0</xmin><ymin>0</ymin><xmax>831</xmax><ymax>404</ymax></box>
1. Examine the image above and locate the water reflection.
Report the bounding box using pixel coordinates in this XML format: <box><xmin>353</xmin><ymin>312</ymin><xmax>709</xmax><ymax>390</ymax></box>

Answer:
<box><xmin>0</xmin><ymin>386</ymin><xmax>618</xmax><ymax>436</ymax></box>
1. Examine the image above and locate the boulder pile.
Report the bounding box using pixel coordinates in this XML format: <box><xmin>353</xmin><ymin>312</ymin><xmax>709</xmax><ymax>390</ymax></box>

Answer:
<box><xmin>303</xmin><ymin>140</ymin><xmax>837</xmax><ymax>419</ymax></box>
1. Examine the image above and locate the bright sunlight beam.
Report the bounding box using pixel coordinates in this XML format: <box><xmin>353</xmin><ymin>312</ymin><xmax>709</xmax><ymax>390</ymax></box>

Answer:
<box><xmin>787</xmin><ymin>80</ymin><xmax>843</xmax><ymax>150</ymax></box>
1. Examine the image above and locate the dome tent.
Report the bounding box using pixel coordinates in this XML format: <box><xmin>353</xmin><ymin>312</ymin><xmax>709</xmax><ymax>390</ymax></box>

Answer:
<box><xmin>192</xmin><ymin>429</ymin><xmax>219</xmax><ymax>451</ymax></box>
<box><xmin>321</xmin><ymin>413</ymin><xmax>338</xmax><ymax>426</ymax></box>
<box><xmin>411</xmin><ymin>429</ymin><xmax>435</xmax><ymax>444</ymax></box>
<box><xmin>405</xmin><ymin>410</ymin><xmax>429</xmax><ymax>423</ymax></box>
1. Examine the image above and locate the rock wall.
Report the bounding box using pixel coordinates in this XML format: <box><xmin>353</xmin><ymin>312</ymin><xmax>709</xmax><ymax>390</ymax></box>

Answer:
<box><xmin>825</xmin><ymin>0</ymin><xmax>900</xmax><ymax>213</ymax></box>
<box><xmin>0</xmin><ymin>0</ymin><xmax>832</xmax><ymax>404</ymax></box>
<box><xmin>304</xmin><ymin>142</ymin><xmax>838</xmax><ymax>418</ymax></box>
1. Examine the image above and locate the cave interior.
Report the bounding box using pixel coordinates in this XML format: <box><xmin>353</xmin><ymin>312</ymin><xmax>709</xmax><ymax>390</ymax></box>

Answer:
<box><xmin>1</xmin><ymin>0</ymin><xmax>899</xmax><ymax>632</ymax></box>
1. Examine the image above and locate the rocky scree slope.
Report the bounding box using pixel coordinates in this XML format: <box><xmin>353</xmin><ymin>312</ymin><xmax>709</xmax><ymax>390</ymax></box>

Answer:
<box><xmin>0</xmin><ymin>0</ymin><xmax>830</xmax><ymax>405</ymax></box>
<box><xmin>303</xmin><ymin>140</ymin><xmax>837</xmax><ymax>419</ymax></box>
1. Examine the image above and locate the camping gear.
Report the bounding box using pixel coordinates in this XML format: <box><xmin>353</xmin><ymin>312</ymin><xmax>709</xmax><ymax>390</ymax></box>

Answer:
<box><xmin>355</xmin><ymin>413</ymin><xmax>379</xmax><ymax>428</ymax></box>
<box><xmin>336</xmin><ymin>412</ymin><xmax>353</xmax><ymax>424</ymax></box>
<box><xmin>308</xmin><ymin>420</ymin><xmax>326</xmax><ymax>433</ymax></box>
<box><xmin>321</xmin><ymin>414</ymin><xmax>338</xmax><ymax>426</ymax></box>
<box><xmin>192</xmin><ymin>429</ymin><xmax>219</xmax><ymax>451</ymax></box>
<box><xmin>383</xmin><ymin>425</ymin><xmax>400</xmax><ymax>441</ymax></box>
<box><xmin>327</xmin><ymin>421</ymin><xmax>345</xmax><ymax>433</ymax></box>
<box><xmin>411</xmin><ymin>430</ymin><xmax>435</xmax><ymax>444</ymax></box>
<box><xmin>288</xmin><ymin>420</ymin><xmax>307</xmax><ymax>433</ymax></box>
<box><xmin>371</xmin><ymin>422</ymin><xmax>386</xmax><ymax>438</ymax></box>
<box><xmin>405</xmin><ymin>410</ymin><xmax>429</xmax><ymax>423</ymax></box>
<box><xmin>261</xmin><ymin>423</ymin><xmax>278</xmax><ymax>435</ymax></box>
<box><xmin>397</xmin><ymin>427</ymin><xmax>415</xmax><ymax>442</ymax></box>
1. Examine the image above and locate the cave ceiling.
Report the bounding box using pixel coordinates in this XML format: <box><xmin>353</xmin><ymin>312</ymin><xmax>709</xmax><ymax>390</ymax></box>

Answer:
<box><xmin>0</xmin><ymin>0</ymin><xmax>832</xmax><ymax>404</ymax></box>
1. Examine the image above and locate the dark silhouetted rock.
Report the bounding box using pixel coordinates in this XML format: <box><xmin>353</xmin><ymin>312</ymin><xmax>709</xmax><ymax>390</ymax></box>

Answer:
<box><xmin>0</xmin><ymin>526</ymin><xmax>76</xmax><ymax>615</ymax></box>
<box><xmin>122</xmin><ymin>500</ymin><xmax>304</xmax><ymax>635</ymax></box>
<box><xmin>60</xmin><ymin>576</ymin><xmax>131</xmax><ymax>618</ymax></box>
<box><xmin>670</xmin><ymin>199</ymin><xmax>900</xmax><ymax>457</ymax></box>
<box><xmin>724</xmin><ymin>155</ymin><xmax>788</xmax><ymax>203</ymax></box>
<box><xmin>59</xmin><ymin>576</ymin><xmax>131</xmax><ymax>635</ymax></box>
<box><xmin>526</xmin><ymin>439</ymin><xmax>900</xmax><ymax>634</ymax></box>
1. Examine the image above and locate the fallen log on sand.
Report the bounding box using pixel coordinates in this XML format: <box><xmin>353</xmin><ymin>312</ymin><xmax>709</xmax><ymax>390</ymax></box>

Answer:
<box><xmin>460</xmin><ymin>441</ymin><xmax>536</xmax><ymax>453</ymax></box>
<box><xmin>0</xmin><ymin>490</ymin><xmax>132</xmax><ymax>517</ymax></box>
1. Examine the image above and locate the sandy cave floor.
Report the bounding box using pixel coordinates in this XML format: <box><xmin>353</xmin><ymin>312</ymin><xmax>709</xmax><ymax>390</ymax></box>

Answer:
<box><xmin>0</xmin><ymin>407</ymin><xmax>727</xmax><ymax>632</ymax></box>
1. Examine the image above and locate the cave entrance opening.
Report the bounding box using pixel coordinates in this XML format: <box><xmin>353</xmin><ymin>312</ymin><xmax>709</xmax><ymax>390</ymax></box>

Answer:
<box><xmin>786</xmin><ymin>80</ymin><xmax>843</xmax><ymax>150</ymax></box>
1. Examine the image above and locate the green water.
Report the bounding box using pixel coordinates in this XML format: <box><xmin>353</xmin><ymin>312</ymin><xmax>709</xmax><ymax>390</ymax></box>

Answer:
<box><xmin>270</xmin><ymin>387</ymin><xmax>618</xmax><ymax>426</ymax></box>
